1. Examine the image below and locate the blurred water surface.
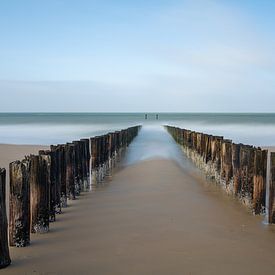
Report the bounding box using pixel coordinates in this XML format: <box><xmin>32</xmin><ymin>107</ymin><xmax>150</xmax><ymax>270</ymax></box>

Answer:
<box><xmin>0</xmin><ymin>113</ymin><xmax>275</xmax><ymax>146</ymax></box>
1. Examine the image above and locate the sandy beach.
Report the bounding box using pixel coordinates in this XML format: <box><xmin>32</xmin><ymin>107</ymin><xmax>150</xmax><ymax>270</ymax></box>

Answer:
<box><xmin>0</xmin><ymin>144</ymin><xmax>49</xmax><ymax>179</ymax></box>
<box><xmin>2</xmin><ymin>0</ymin><xmax>275</xmax><ymax>272</ymax></box>
<box><xmin>1</xmin><ymin>142</ymin><xmax>275</xmax><ymax>275</ymax></box>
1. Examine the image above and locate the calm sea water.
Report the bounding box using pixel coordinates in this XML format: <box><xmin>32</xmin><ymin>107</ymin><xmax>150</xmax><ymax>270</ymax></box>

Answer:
<box><xmin>0</xmin><ymin>113</ymin><xmax>275</xmax><ymax>146</ymax></box>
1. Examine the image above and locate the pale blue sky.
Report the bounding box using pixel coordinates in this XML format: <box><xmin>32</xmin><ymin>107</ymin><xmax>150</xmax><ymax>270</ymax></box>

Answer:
<box><xmin>1</xmin><ymin>0</ymin><xmax>275</xmax><ymax>112</ymax></box>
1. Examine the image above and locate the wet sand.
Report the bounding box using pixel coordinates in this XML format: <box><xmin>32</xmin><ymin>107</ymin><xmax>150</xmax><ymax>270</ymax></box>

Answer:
<box><xmin>1</xmin><ymin>154</ymin><xmax>275</xmax><ymax>274</ymax></box>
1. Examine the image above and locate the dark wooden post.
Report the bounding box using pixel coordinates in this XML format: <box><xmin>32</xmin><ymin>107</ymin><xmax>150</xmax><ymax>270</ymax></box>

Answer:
<box><xmin>252</xmin><ymin>149</ymin><xmax>267</xmax><ymax>214</ymax></box>
<box><xmin>205</xmin><ymin>135</ymin><xmax>212</xmax><ymax>163</ymax></box>
<box><xmin>9</xmin><ymin>159</ymin><xmax>30</xmax><ymax>247</ymax></box>
<box><xmin>65</xmin><ymin>144</ymin><xmax>76</xmax><ymax>200</ymax></box>
<box><xmin>269</xmin><ymin>152</ymin><xmax>275</xmax><ymax>223</ymax></box>
<box><xmin>196</xmin><ymin>133</ymin><xmax>202</xmax><ymax>156</ymax></box>
<box><xmin>232</xmin><ymin>143</ymin><xmax>241</xmax><ymax>196</ymax></box>
<box><xmin>90</xmin><ymin>137</ymin><xmax>97</xmax><ymax>187</ymax></box>
<box><xmin>80</xmin><ymin>139</ymin><xmax>90</xmax><ymax>190</ymax></box>
<box><xmin>239</xmin><ymin>145</ymin><xmax>254</xmax><ymax>203</ymax></box>
<box><xmin>97</xmin><ymin>136</ymin><xmax>103</xmax><ymax>181</ymax></box>
<box><xmin>0</xmin><ymin>168</ymin><xmax>11</xmax><ymax>268</ymax></box>
<box><xmin>107</xmin><ymin>133</ymin><xmax>113</xmax><ymax>174</ymax></box>
<box><xmin>73</xmin><ymin>141</ymin><xmax>82</xmax><ymax>195</ymax></box>
<box><xmin>90</xmin><ymin>137</ymin><xmax>96</xmax><ymax>171</ymax></box>
<box><xmin>30</xmin><ymin>153</ymin><xmax>50</xmax><ymax>234</ymax></box>
<box><xmin>58</xmin><ymin>145</ymin><xmax>67</xmax><ymax>208</ymax></box>
<box><xmin>50</xmin><ymin>145</ymin><xmax>60</xmax><ymax>218</ymax></box>
<box><xmin>220</xmin><ymin>140</ymin><xmax>233</xmax><ymax>185</ymax></box>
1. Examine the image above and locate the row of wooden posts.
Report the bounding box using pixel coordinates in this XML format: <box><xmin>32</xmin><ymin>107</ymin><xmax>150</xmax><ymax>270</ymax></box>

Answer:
<box><xmin>0</xmin><ymin>125</ymin><xmax>140</xmax><ymax>269</ymax></box>
<box><xmin>165</xmin><ymin>125</ymin><xmax>275</xmax><ymax>224</ymax></box>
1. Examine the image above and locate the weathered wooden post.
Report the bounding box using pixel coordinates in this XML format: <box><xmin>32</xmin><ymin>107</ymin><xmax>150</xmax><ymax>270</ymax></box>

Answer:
<box><xmin>58</xmin><ymin>145</ymin><xmax>67</xmax><ymax>207</ymax></box>
<box><xmin>100</xmin><ymin>135</ymin><xmax>105</xmax><ymax>179</ymax></box>
<box><xmin>73</xmin><ymin>141</ymin><xmax>82</xmax><ymax>195</ymax></box>
<box><xmin>9</xmin><ymin>159</ymin><xmax>30</xmax><ymax>247</ymax></box>
<box><xmin>0</xmin><ymin>168</ymin><xmax>11</xmax><ymax>268</ymax></box>
<box><xmin>40</xmin><ymin>150</ymin><xmax>55</xmax><ymax>220</ymax></box>
<box><xmin>269</xmin><ymin>152</ymin><xmax>275</xmax><ymax>223</ymax></box>
<box><xmin>232</xmin><ymin>143</ymin><xmax>241</xmax><ymax>196</ymax></box>
<box><xmin>196</xmin><ymin>133</ymin><xmax>202</xmax><ymax>156</ymax></box>
<box><xmin>111</xmin><ymin>132</ymin><xmax>117</xmax><ymax>169</ymax></box>
<box><xmin>205</xmin><ymin>134</ymin><xmax>212</xmax><ymax>163</ymax></box>
<box><xmin>239</xmin><ymin>145</ymin><xmax>255</xmax><ymax>206</ymax></box>
<box><xmin>50</xmin><ymin>145</ymin><xmax>60</xmax><ymax>217</ymax></box>
<box><xmin>220</xmin><ymin>140</ymin><xmax>233</xmax><ymax>189</ymax></box>
<box><xmin>80</xmin><ymin>139</ymin><xmax>90</xmax><ymax>191</ymax></box>
<box><xmin>90</xmin><ymin>137</ymin><xmax>96</xmax><ymax>187</ymax></box>
<box><xmin>65</xmin><ymin>144</ymin><xmax>76</xmax><ymax>200</ymax></box>
<box><xmin>210</xmin><ymin>136</ymin><xmax>223</xmax><ymax>173</ymax></box>
<box><xmin>100</xmin><ymin>135</ymin><xmax>105</xmax><ymax>180</ymax></box>
<box><xmin>95</xmin><ymin>136</ymin><xmax>101</xmax><ymax>181</ymax></box>
<box><xmin>105</xmin><ymin>134</ymin><xmax>109</xmax><ymax>175</ymax></box>
<box><xmin>29</xmin><ymin>153</ymin><xmax>50</xmax><ymax>234</ymax></box>
<box><xmin>113</xmin><ymin>132</ymin><xmax>118</xmax><ymax>166</ymax></box>
<box><xmin>252</xmin><ymin>149</ymin><xmax>267</xmax><ymax>214</ymax></box>
<box><xmin>116</xmin><ymin>131</ymin><xmax>121</xmax><ymax>161</ymax></box>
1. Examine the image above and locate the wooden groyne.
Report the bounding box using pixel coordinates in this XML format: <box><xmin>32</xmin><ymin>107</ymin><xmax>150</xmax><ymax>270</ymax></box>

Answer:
<box><xmin>165</xmin><ymin>125</ymin><xmax>273</xmax><ymax>222</ymax></box>
<box><xmin>1</xmin><ymin>125</ymin><xmax>140</xmax><ymax>268</ymax></box>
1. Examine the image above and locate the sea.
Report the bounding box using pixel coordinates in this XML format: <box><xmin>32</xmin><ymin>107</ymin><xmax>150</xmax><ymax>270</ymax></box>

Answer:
<box><xmin>0</xmin><ymin>113</ymin><xmax>275</xmax><ymax>147</ymax></box>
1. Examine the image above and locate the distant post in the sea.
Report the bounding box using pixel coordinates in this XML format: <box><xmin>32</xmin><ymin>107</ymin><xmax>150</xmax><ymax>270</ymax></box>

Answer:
<box><xmin>156</xmin><ymin>114</ymin><xmax>159</xmax><ymax>120</ymax></box>
<box><xmin>145</xmin><ymin>114</ymin><xmax>147</xmax><ymax>120</ymax></box>
<box><xmin>0</xmin><ymin>168</ymin><xmax>11</xmax><ymax>268</ymax></box>
<box><xmin>9</xmin><ymin>159</ymin><xmax>31</xmax><ymax>247</ymax></box>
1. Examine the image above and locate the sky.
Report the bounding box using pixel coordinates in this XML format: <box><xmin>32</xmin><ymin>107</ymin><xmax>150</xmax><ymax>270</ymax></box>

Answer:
<box><xmin>1</xmin><ymin>0</ymin><xmax>275</xmax><ymax>112</ymax></box>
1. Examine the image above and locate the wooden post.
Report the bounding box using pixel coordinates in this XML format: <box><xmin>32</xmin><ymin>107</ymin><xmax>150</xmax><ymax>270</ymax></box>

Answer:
<box><xmin>269</xmin><ymin>152</ymin><xmax>275</xmax><ymax>223</ymax></box>
<box><xmin>205</xmin><ymin>135</ymin><xmax>212</xmax><ymax>163</ymax></box>
<box><xmin>90</xmin><ymin>137</ymin><xmax>97</xmax><ymax>187</ymax></box>
<box><xmin>252</xmin><ymin>149</ymin><xmax>267</xmax><ymax>214</ymax></box>
<box><xmin>40</xmin><ymin>150</ymin><xmax>55</xmax><ymax>220</ymax></box>
<box><xmin>0</xmin><ymin>168</ymin><xmax>11</xmax><ymax>268</ymax></box>
<box><xmin>80</xmin><ymin>139</ymin><xmax>90</xmax><ymax>190</ymax></box>
<box><xmin>65</xmin><ymin>144</ymin><xmax>76</xmax><ymax>200</ymax></box>
<box><xmin>107</xmin><ymin>133</ymin><xmax>113</xmax><ymax>174</ymax></box>
<box><xmin>239</xmin><ymin>145</ymin><xmax>254</xmax><ymax>202</ymax></box>
<box><xmin>9</xmin><ymin>159</ymin><xmax>30</xmax><ymax>247</ymax></box>
<box><xmin>90</xmin><ymin>137</ymin><xmax>96</xmax><ymax>171</ymax></box>
<box><xmin>232</xmin><ymin>143</ymin><xmax>241</xmax><ymax>196</ymax></box>
<box><xmin>220</xmin><ymin>140</ymin><xmax>233</xmax><ymax>185</ymax></box>
<box><xmin>30</xmin><ymin>153</ymin><xmax>50</xmax><ymax>234</ymax></box>
<box><xmin>58</xmin><ymin>145</ymin><xmax>67</xmax><ymax>207</ymax></box>
<box><xmin>73</xmin><ymin>141</ymin><xmax>82</xmax><ymax>194</ymax></box>
<box><xmin>50</xmin><ymin>145</ymin><xmax>60</xmax><ymax>218</ymax></box>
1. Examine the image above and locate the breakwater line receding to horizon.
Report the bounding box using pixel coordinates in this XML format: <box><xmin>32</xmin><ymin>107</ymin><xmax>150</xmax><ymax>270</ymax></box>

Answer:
<box><xmin>0</xmin><ymin>125</ymin><xmax>141</xmax><ymax>269</ymax></box>
<box><xmin>165</xmin><ymin>125</ymin><xmax>275</xmax><ymax>225</ymax></box>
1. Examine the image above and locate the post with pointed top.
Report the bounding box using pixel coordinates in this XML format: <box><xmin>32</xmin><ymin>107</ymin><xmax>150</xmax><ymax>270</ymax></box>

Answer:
<box><xmin>0</xmin><ymin>168</ymin><xmax>11</xmax><ymax>268</ymax></box>
<box><xmin>9</xmin><ymin>159</ymin><xmax>31</xmax><ymax>247</ymax></box>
